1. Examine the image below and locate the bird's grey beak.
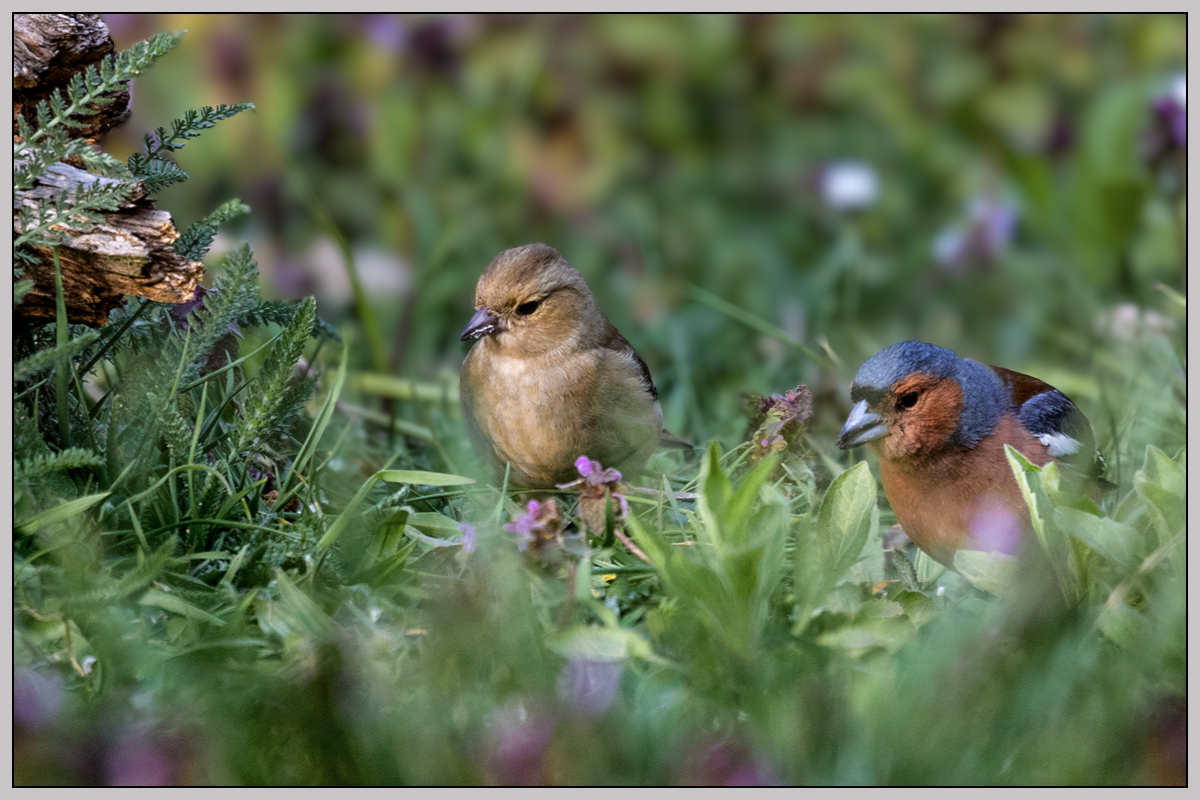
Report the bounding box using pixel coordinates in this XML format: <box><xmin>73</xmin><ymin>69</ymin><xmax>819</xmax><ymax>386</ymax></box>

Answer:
<box><xmin>837</xmin><ymin>400</ymin><xmax>888</xmax><ymax>449</ymax></box>
<box><xmin>460</xmin><ymin>307</ymin><xmax>500</xmax><ymax>341</ymax></box>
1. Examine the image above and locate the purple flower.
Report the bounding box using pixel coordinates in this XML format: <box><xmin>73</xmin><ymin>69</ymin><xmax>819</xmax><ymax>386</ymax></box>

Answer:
<box><xmin>559</xmin><ymin>457</ymin><xmax>629</xmax><ymax>534</ymax></box>
<box><xmin>558</xmin><ymin>657</ymin><xmax>623</xmax><ymax>717</ymax></box>
<box><xmin>969</xmin><ymin>495</ymin><xmax>1024</xmax><ymax>556</ymax></box>
<box><xmin>361</xmin><ymin>14</ymin><xmax>409</xmax><ymax>54</ymax></box>
<box><xmin>746</xmin><ymin>384</ymin><xmax>814</xmax><ymax>460</ymax></box>
<box><xmin>1145</xmin><ymin>73</ymin><xmax>1187</xmax><ymax>170</ymax></box>
<box><xmin>504</xmin><ymin>499</ymin><xmax>564</xmax><ymax>553</ymax></box>
<box><xmin>932</xmin><ymin>195</ymin><xmax>1019</xmax><ymax>271</ymax></box>
<box><xmin>13</xmin><ymin>668</ymin><xmax>64</xmax><ymax>729</ymax></box>
<box><xmin>459</xmin><ymin>522</ymin><xmax>477</xmax><ymax>554</ymax></box>
<box><xmin>103</xmin><ymin>725</ymin><xmax>195</xmax><ymax>786</ymax></box>
<box><xmin>680</xmin><ymin>740</ymin><xmax>782</xmax><ymax>786</ymax></box>
<box><xmin>573</xmin><ymin>456</ymin><xmax>622</xmax><ymax>486</ymax></box>
<box><xmin>168</xmin><ymin>286</ymin><xmax>242</xmax><ymax>338</ymax></box>
<box><xmin>483</xmin><ymin>703</ymin><xmax>555</xmax><ymax>786</ymax></box>
<box><xmin>1153</xmin><ymin>74</ymin><xmax>1187</xmax><ymax>150</ymax></box>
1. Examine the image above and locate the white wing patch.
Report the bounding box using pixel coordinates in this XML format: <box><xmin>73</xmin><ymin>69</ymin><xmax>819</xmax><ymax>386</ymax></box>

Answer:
<box><xmin>1037</xmin><ymin>432</ymin><xmax>1081</xmax><ymax>457</ymax></box>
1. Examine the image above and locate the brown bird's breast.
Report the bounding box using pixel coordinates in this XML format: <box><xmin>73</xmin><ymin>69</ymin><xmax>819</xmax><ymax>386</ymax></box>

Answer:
<box><xmin>462</xmin><ymin>338</ymin><xmax>661</xmax><ymax>488</ymax></box>
<box><xmin>877</xmin><ymin>413</ymin><xmax>1052</xmax><ymax>567</ymax></box>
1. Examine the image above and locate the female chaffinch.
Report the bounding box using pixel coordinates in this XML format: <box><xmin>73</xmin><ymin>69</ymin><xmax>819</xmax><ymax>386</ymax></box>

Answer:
<box><xmin>836</xmin><ymin>341</ymin><xmax>1109</xmax><ymax>567</ymax></box>
<box><xmin>460</xmin><ymin>243</ymin><xmax>685</xmax><ymax>489</ymax></box>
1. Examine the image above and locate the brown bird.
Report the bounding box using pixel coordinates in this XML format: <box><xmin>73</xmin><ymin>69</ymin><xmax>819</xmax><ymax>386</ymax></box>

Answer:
<box><xmin>460</xmin><ymin>243</ymin><xmax>684</xmax><ymax>489</ymax></box>
<box><xmin>836</xmin><ymin>341</ymin><xmax>1110</xmax><ymax>567</ymax></box>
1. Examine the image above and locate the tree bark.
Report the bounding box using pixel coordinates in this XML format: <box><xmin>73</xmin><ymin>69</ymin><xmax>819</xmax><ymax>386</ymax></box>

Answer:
<box><xmin>13</xmin><ymin>13</ymin><xmax>130</xmax><ymax>143</ymax></box>
<box><xmin>12</xmin><ymin>14</ymin><xmax>205</xmax><ymax>327</ymax></box>
<box><xmin>14</xmin><ymin>162</ymin><xmax>204</xmax><ymax>326</ymax></box>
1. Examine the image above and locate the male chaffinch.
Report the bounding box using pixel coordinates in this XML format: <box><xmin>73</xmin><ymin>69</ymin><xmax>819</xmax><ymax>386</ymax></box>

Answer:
<box><xmin>460</xmin><ymin>243</ymin><xmax>683</xmax><ymax>489</ymax></box>
<box><xmin>836</xmin><ymin>341</ymin><xmax>1109</xmax><ymax>567</ymax></box>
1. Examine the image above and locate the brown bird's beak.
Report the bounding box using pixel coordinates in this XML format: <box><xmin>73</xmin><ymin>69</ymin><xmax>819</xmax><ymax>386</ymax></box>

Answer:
<box><xmin>460</xmin><ymin>307</ymin><xmax>500</xmax><ymax>341</ymax></box>
<box><xmin>837</xmin><ymin>400</ymin><xmax>888</xmax><ymax>449</ymax></box>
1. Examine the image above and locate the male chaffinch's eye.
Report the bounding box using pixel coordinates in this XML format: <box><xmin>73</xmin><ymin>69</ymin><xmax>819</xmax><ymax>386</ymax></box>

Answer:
<box><xmin>516</xmin><ymin>300</ymin><xmax>541</xmax><ymax>316</ymax></box>
<box><xmin>897</xmin><ymin>391</ymin><xmax>919</xmax><ymax>410</ymax></box>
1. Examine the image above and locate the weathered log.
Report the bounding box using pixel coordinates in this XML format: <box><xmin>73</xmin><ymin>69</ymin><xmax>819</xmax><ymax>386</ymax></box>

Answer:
<box><xmin>13</xmin><ymin>14</ymin><xmax>206</xmax><ymax>327</ymax></box>
<box><xmin>14</xmin><ymin>163</ymin><xmax>205</xmax><ymax>326</ymax></box>
<box><xmin>13</xmin><ymin>13</ymin><xmax>130</xmax><ymax>143</ymax></box>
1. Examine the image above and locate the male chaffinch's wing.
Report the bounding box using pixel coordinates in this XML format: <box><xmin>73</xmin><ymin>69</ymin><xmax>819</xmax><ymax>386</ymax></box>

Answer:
<box><xmin>990</xmin><ymin>366</ymin><xmax>1110</xmax><ymax>486</ymax></box>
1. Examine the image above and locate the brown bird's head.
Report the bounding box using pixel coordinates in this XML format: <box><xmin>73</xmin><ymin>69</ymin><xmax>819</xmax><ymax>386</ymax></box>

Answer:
<box><xmin>461</xmin><ymin>244</ymin><xmax>610</xmax><ymax>356</ymax></box>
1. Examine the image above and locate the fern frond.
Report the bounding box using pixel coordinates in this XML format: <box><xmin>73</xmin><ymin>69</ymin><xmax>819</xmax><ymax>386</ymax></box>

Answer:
<box><xmin>239</xmin><ymin>299</ymin><xmax>343</xmax><ymax>343</ymax></box>
<box><xmin>134</xmin><ymin>157</ymin><xmax>189</xmax><ymax>193</ymax></box>
<box><xmin>15</xmin><ymin>448</ymin><xmax>104</xmax><ymax>480</ymax></box>
<box><xmin>14</xmin><ymin>330</ymin><xmax>102</xmax><ymax>381</ymax></box>
<box><xmin>14</xmin><ymin>279</ymin><xmax>35</xmax><ymax>304</ymax></box>
<box><xmin>234</xmin><ymin>297</ymin><xmax>317</xmax><ymax>456</ymax></box>
<box><xmin>23</xmin><ymin>32</ymin><xmax>183</xmax><ymax>150</ymax></box>
<box><xmin>129</xmin><ymin>103</ymin><xmax>255</xmax><ymax>170</ymax></box>
<box><xmin>173</xmin><ymin>198</ymin><xmax>251</xmax><ymax>262</ymax></box>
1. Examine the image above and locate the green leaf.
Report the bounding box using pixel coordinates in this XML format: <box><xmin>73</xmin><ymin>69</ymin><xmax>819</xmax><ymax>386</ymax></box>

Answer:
<box><xmin>1134</xmin><ymin>445</ymin><xmax>1186</xmax><ymax>563</ymax></box>
<box><xmin>546</xmin><ymin>625</ymin><xmax>665</xmax><ymax>666</ymax></box>
<box><xmin>16</xmin><ymin>492</ymin><xmax>110</xmax><ymax>535</ymax></box>
<box><xmin>1055</xmin><ymin>508</ymin><xmax>1137</xmax><ymax>570</ymax></box>
<box><xmin>1096</xmin><ymin>596</ymin><xmax>1143</xmax><ymax>651</ymax></box>
<box><xmin>406</xmin><ymin>511</ymin><xmax>466</xmax><ymax>536</ymax></box>
<box><xmin>816</xmin><ymin>460</ymin><xmax>877</xmax><ymax>580</ymax></box>
<box><xmin>953</xmin><ymin>549</ymin><xmax>1018</xmax><ymax>597</ymax></box>
<box><xmin>377</xmin><ymin>470</ymin><xmax>475</xmax><ymax>486</ymax></box>
<box><xmin>1005</xmin><ymin>445</ymin><xmax>1077</xmax><ymax>600</ymax></box>
<box><xmin>269</xmin><ymin>569</ymin><xmax>337</xmax><ymax>640</ymax></box>
<box><xmin>139</xmin><ymin>588</ymin><xmax>226</xmax><ymax>627</ymax></box>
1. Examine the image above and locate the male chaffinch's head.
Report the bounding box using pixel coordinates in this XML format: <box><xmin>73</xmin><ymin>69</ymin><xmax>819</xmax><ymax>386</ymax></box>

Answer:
<box><xmin>837</xmin><ymin>341</ymin><xmax>1006</xmax><ymax>461</ymax></box>
<box><xmin>460</xmin><ymin>243</ymin><xmax>606</xmax><ymax>357</ymax></box>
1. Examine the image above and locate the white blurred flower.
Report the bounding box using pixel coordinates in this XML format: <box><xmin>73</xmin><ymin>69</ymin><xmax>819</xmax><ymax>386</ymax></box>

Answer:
<box><xmin>1170</xmin><ymin>73</ymin><xmax>1186</xmax><ymax>108</ymax></box>
<box><xmin>819</xmin><ymin>160</ymin><xmax>879</xmax><ymax>212</ymax></box>
<box><xmin>1095</xmin><ymin>303</ymin><xmax>1176</xmax><ymax>345</ymax></box>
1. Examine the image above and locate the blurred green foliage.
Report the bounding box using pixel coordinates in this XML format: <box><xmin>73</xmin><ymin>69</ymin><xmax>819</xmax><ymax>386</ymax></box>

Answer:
<box><xmin>14</xmin><ymin>14</ymin><xmax>1186</xmax><ymax>786</ymax></box>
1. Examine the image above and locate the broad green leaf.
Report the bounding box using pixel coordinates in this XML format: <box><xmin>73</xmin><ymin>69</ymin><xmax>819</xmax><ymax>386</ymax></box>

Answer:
<box><xmin>1135</xmin><ymin>446</ymin><xmax>1185</xmax><ymax>555</ymax></box>
<box><xmin>377</xmin><ymin>470</ymin><xmax>475</xmax><ymax>487</ymax></box>
<box><xmin>546</xmin><ymin>625</ymin><xmax>666</xmax><ymax>666</ymax></box>
<box><xmin>1096</xmin><ymin>597</ymin><xmax>1143</xmax><ymax>651</ymax></box>
<box><xmin>1006</xmin><ymin>445</ymin><xmax>1077</xmax><ymax>600</ymax></box>
<box><xmin>817</xmin><ymin>618</ymin><xmax>909</xmax><ymax>656</ymax></box>
<box><xmin>1055</xmin><ymin>508</ymin><xmax>1137</xmax><ymax>570</ymax></box>
<box><xmin>953</xmin><ymin>549</ymin><xmax>1018</xmax><ymax>597</ymax></box>
<box><xmin>816</xmin><ymin>460</ymin><xmax>877</xmax><ymax>580</ymax></box>
<box><xmin>139</xmin><ymin>588</ymin><xmax>226</xmax><ymax>627</ymax></box>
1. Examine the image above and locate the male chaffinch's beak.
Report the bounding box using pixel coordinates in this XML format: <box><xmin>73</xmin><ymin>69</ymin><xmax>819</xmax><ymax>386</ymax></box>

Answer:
<box><xmin>837</xmin><ymin>399</ymin><xmax>888</xmax><ymax>449</ymax></box>
<box><xmin>460</xmin><ymin>307</ymin><xmax>501</xmax><ymax>341</ymax></box>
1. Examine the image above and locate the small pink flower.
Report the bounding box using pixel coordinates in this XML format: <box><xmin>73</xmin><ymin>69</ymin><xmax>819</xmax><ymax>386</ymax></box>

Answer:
<box><xmin>458</xmin><ymin>522</ymin><xmax>477</xmax><ymax>554</ymax></box>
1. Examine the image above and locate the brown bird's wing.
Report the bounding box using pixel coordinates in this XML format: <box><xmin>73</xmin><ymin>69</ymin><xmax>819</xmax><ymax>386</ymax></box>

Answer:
<box><xmin>606</xmin><ymin>329</ymin><xmax>658</xmax><ymax>401</ymax></box>
<box><xmin>603</xmin><ymin>329</ymin><xmax>693</xmax><ymax>450</ymax></box>
<box><xmin>989</xmin><ymin>365</ymin><xmax>1111</xmax><ymax>487</ymax></box>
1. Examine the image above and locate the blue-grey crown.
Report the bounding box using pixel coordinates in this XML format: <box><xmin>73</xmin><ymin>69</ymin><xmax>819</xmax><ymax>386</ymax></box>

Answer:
<box><xmin>852</xmin><ymin>341</ymin><xmax>1007</xmax><ymax>448</ymax></box>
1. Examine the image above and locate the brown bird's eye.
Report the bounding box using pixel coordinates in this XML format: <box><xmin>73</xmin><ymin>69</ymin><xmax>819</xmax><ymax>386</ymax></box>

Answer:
<box><xmin>516</xmin><ymin>300</ymin><xmax>541</xmax><ymax>316</ymax></box>
<box><xmin>897</xmin><ymin>391</ymin><xmax>919</xmax><ymax>410</ymax></box>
